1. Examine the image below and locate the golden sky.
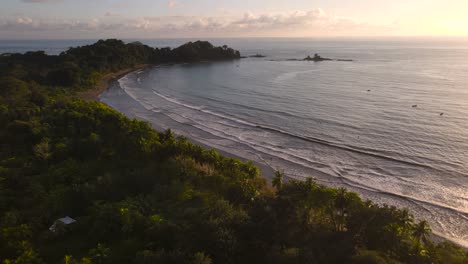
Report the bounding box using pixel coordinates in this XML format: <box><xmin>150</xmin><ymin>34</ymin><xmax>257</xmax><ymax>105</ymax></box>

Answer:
<box><xmin>1</xmin><ymin>0</ymin><xmax>468</xmax><ymax>38</ymax></box>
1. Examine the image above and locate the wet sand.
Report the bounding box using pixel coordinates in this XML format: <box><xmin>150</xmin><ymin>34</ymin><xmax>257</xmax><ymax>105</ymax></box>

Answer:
<box><xmin>93</xmin><ymin>67</ymin><xmax>277</xmax><ymax>180</ymax></box>
<box><xmin>97</xmin><ymin>67</ymin><xmax>465</xmax><ymax>248</ymax></box>
<box><xmin>79</xmin><ymin>64</ymin><xmax>150</xmax><ymax>101</ymax></box>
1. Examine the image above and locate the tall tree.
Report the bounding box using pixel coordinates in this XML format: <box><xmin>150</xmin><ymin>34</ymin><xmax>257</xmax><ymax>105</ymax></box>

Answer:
<box><xmin>272</xmin><ymin>170</ymin><xmax>284</xmax><ymax>190</ymax></box>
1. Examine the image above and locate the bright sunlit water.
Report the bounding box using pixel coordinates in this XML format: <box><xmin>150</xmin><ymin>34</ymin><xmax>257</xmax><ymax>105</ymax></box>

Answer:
<box><xmin>4</xmin><ymin>38</ymin><xmax>467</xmax><ymax>247</ymax></box>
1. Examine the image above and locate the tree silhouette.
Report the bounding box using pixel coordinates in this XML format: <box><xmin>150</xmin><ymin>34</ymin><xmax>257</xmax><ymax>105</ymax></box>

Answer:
<box><xmin>272</xmin><ymin>170</ymin><xmax>284</xmax><ymax>190</ymax></box>
<box><xmin>412</xmin><ymin>220</ymin><xmax>432</xmax><ymax>245</ymax></box>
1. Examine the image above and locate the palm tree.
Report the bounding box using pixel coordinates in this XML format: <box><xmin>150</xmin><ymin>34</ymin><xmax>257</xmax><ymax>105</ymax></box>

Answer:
<box><xmin>334</xmin><ymin>188</ymin><xmax>348</xmax><ymax>212</ymax></box>
<box><xmin>272</xmin><ymin>170</ymin><xmax>284</xmax><ymax>190</ymax></box>
<box><xmin>333</xmin><ymin>188</ymin><xmax>349</xmax><ymax>232</ymax></box>
<box><xmin>412</xmin><ymin>220</ymin><xmax>431</xmax><ymax>245</ymax></box>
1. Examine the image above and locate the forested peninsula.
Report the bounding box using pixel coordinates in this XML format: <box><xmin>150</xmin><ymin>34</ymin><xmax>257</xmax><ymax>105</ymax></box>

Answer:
<box><xmin>0</xmin><ymin>39</ymin><xmax>466</xmax><ymax>264</ymax></box>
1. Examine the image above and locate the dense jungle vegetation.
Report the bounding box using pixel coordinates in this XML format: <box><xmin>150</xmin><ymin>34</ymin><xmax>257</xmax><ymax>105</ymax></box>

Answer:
<box><xmin>0</xmin><ymin>39</ymin><xmax>466</xmax><ymax>264</ymax></box>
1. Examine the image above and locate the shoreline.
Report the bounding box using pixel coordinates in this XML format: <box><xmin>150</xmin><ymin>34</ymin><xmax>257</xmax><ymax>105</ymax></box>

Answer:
<box><xmin>89</xmin><ymin>65</ymin><xmax>277</xmax><ymax>180</ymax></box>
<box><xmin>186</xmin><ymin>137</ymin><xmax>276</xmax><ymax>180</ymax></box>
<box><xmin>79</xmin><ymin>64</ymin><xmax>150</xmax><ymax>101</ymax></box>
<box><xmin>96</xmin><ymin>66</ymin><xmax>466</xmax><ymax>249</ymax></box>
<box><xmin>101</xmin><ymin>72</ymin><xmax>278</xmax><ymax>179</ymax></box>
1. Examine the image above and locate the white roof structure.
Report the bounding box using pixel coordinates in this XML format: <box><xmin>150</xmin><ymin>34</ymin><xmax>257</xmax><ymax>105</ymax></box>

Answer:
<box><xmin>49</xmin><ymin>216</ymin><xmax>77</xmax><ymax>232</ymax></box>
<box><xmin>58</xmin><ymin>216</ymin><xmax>76</xmax><ymax>225</ymax></box>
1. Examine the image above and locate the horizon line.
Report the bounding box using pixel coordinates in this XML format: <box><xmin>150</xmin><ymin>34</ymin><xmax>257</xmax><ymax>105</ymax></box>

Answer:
<box><xmin>1</xmin><ymin>35</ymin><xmax>468</xmax><ymax>41</ymax></box>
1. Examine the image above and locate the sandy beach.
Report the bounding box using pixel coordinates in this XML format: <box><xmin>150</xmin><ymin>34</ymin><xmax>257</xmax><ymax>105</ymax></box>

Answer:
<box><xmin>90</xmin><ymin>65</ymin><xmax>277</xmax><ymax>180</ymax></box>
<box><xmin>79</xmin><ymin>64</ymin><xmax>150</xmax><ymax>101</ymax></box>
<box><xmin>97</xmin><ymin>65</ymin><xmax>467</xmax><ymax>248</ymax></box>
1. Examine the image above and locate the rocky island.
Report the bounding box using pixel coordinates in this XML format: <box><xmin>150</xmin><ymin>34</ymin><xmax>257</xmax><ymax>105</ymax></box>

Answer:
<box><xmin>304</xmin><ymin>53</ymin><xmax>332</xmax><ymax>61</ymax></box>
<box><xmin>249</xmin><ymin>54</ymin><xmax>267</xmax><ymax>58</ymax></box>
<box><xmin>303</xmin><ymin>53</ymin><xmax>354</xmax><ymax>62</ymax></box>
<box><xmin>273</xmin><ymin>53</ymin><xmax>353</xmax><ymax>62</ymax></box>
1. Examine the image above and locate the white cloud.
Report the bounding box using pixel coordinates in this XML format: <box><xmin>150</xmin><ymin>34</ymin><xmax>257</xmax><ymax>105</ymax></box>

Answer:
<box><xmin>21</xmin><ymin>0</ymin><xmax>62</xmax><ymax>3</ymax></box>
<box><xmin>16</xmin><ymin>17</ymin><xmax>34</xmax><ymax>25</ymax></box>
<box><xmin>104</xmin><ymin>12</ymin><xmax>122</xmax><ymax>17</ymax></box>
<box><xmin>168</xmin><ymin>0</ymin><xmax>180</xmax><ymax>8</ymax></box>
<box><xmin>0</xmin><ymin>9</ymin><xmax>398</xmax><ymax>38</ymax></box>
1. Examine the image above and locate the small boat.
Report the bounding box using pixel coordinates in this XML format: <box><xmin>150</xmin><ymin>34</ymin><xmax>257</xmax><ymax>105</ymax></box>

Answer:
<box><xmin>412</xmin><ymin>105</ymin><xmax>418</xmax><ymax>108</ymax></box>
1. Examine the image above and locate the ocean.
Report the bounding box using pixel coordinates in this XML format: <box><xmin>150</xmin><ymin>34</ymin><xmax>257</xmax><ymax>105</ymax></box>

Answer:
<box><xmin>3</xmin><ymin>38</ymin><xmax>467</xmax><ymax>247</ymax></box>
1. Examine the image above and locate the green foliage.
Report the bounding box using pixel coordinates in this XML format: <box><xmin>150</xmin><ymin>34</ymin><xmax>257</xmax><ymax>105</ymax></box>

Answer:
<box><xmin>351</xmin><ymin>249</ymin><xmax>402</xmax><ymax>264</ymax></box>
<box><xmin>272</xmin><ymin>170</ymin><xmax>284</xmax><ymax>190</ymax></box>
<box><xmin>0</xmin><ymin>39</ymin><xmax>240</xmax><ymax>90</ymax></box>
<box><xmin>0</xmin><ymin>39</ymin><xmax>465</xmax><ymax>264</ymax></box>
<box><xmin>170</xmin><ymin>41</ymin><xmax>241</xmax><ymax>62</ymax></box>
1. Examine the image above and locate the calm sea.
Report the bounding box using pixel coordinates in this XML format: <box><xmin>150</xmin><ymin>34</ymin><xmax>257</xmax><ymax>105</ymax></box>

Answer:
<box><xmin>3</xmin><ymin>38</ymin><xmax>468</xmax><ymax>247</ymax></box>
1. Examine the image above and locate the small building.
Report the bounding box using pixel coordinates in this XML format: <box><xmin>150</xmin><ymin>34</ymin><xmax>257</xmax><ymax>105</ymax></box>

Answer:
<box><xmin>49</xmin><ymin>216</ymin><xmax>77</xmax><ymax>233</ymax></box>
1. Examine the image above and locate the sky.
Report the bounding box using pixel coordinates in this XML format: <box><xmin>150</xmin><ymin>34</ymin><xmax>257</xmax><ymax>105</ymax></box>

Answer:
<box><xmin>1</xmin><ymin>0</ymin><xmax>468</xmax><ymax>39</ymax></box>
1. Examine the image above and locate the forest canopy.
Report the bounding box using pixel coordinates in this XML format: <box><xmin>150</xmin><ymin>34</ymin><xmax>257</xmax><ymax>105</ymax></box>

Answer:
<box><xmin>0</xmin><ymin>39</ymin><xmax>240</xmax><ymax>89</ymax></box>
<box><xmin>0</xmin><ymin>40</ymin><xmax>466</xmax><ymax>264</ymax></box>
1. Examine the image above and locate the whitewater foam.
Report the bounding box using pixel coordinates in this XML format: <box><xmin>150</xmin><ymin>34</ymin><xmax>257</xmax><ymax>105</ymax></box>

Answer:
<box><xmin>103</xmin><ymin>46</ymin><xmax>468</xmax><ymax>247</ymax></box>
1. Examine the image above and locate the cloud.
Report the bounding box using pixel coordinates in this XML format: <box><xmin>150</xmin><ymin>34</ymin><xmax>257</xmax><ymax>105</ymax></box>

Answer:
<box><xmin>225</xmin><ymin>9</ymin><xmax>390</xmax><ymax>35</ymax></box>
<box><xmin>0</xmin><ymin>16</ymin><xmax>102</xmax><ymax>32</ymax></box>
<box><xmin>0</xmin><ymin>9</ymin><xmax>398</xmax><ymax>38</ymax></box>
<box><xmin>21</xmin><ymin>0</ymin><xmax>62</xmax><ymax>3</ymax></box>
<box><xmin>168</xmin><ymin>0</ymin><xmax>180</xmax><ymax>8</ymax></box>
<box><xmin>104</xmin><ymin>12</ymin><xmax>121</xmax><ymax>17</ymax></box>
<box><xmin>231</xmin><ymin>10</ymin><xmax>328</xmax><ymax>29</ymax></box>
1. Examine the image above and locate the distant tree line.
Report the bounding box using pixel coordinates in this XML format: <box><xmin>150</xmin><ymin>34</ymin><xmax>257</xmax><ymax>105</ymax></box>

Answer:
<box><xmin>0</xmin><ymin>40</ymin><xmax>466</xmax><ymax>264</ymax></box>
<box><xmin>0</xmin><ymin>39</ymin><xmax>240</xmax><ymax>89</ymax></box>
